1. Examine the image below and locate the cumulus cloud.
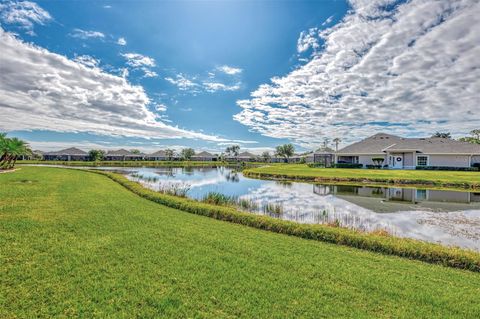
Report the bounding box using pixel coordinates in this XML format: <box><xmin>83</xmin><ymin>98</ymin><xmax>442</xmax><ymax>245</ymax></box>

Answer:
<box><xmin>165</xmin><ymin>74</ymin><xmax>199</xmax><ymax>91</ymax></box>
<box><xmin>217</xmin><ymin>65</ymin><xmax>242</xmax><ymax>75</ymax></box>
<box><xmin>235</xmin><ymin>0</ymin><xmax>480</xmax><ymax>148</ymax></box>
<box><xmin>297</xmin><ymin>27</ymin><xmax>320</xmax><ymax>54</ymax></box>
<box><xmin>0</xmin><ymin>28</ymin><xmax>243</xmax><ymax>143</ymax></box>
<box><xmin>203</xmin><ymin>81</ymin><xmax>241</xmax><ymax>93</ymax></box>
<box><xmin>69</xmin><ymin>28</ymin><xmax>105</xmax><ymax>39</ymax></box>
<box><xmin>121</xmin><ymin>52</ymin><xmax>158</xmax><ymax>78</ymax></box>
<box><xmin>166</xmin><ymin>73</ymin><xmax>242</xmax><ymax>93</ymax></box>
<box><xmin>0</xmin><ymin>0</ymin><xmax>51</xmax><ymax>33</ymax></box>
<box><xmin>117</xmin><ymin>37</ymin><xmax>127</xmax><ymax>45</ymax></box>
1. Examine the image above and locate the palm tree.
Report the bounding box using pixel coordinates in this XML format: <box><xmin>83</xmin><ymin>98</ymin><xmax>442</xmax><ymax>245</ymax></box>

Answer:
<box><xmin>471</xmin><ymin>129</ymin><xmax>480</xmax><ymax>140</ymax></box>
<box><xmin>432</xmin><ymin>132</ymin><xmax>451</xmax><ymax>138</ymax></box>
<box><xmin>181</xmin><ymin>148</ymin><xmax>195</xmax><ymax>161</ymax></box>
<box><xmin>1</xmin><ymin>137</ymin><xmax>30</xmax><ymax>169</ymax></box>
<box><xmin>333</xmin><ymin>138</ymin><xmax>341</xmax><ymax>152</ymax></box>
<box><xmin>261</xmin><ymin>151</ymin><xmax>271</xmax><ymax>163</ymax></box>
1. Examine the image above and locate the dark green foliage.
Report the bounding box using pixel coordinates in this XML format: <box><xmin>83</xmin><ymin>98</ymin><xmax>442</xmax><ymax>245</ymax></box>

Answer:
<box><xmin>416</xmin><ymin>166</ymin><xmax>479</xmax><ymax>171</ymax></box>
<box><xmin>333</xmin><ymin>163</ymin><xmax>363</xmax><ymax>168</ymax></box>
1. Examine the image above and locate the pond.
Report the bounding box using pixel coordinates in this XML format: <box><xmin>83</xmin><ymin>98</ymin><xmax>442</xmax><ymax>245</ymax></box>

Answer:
<box><xmin>88</xmin><ymin>166</ymin><xmax>480</xmax><ymax>251</ymax></box>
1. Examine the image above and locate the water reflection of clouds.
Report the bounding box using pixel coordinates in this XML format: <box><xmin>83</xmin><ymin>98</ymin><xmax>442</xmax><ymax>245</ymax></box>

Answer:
<box><xmin>123</xmin><ymin>167</ymin><xmax>480</xmax><ymax>251</ymax></box>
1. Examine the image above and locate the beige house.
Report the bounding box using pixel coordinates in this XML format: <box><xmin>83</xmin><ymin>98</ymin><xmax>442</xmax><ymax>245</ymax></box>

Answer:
<box><xmin>105</xmin><ymin>149</ymin><xmax>145</xmax><ymax>161</ymax></box>
<box><xmin>336</xmin><ymin>133</ymin><xmax>480</xmax><ymax>169</ymax></box>
<box><xmin>191</xmin><ymin>151</ymin><xmax>217</xmax><ymax>161</ymax></box>
<box><xmin>43</xmin><ymin>147</ymin><xmax>88</xmax><ymax>161</ymax></box>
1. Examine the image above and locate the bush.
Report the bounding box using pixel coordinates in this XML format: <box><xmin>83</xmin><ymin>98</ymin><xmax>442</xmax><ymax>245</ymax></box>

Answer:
<box><xmin>87</xmin><ymin>169</ymin><xmax>480</xmax><ymax>272</ymax></box>
<box><xmin>416</xmin><ymin>166</ymin><xmax>479</xmax><ymax>171</ymax></box>
<box><xmin>366</xmin><ymin>165</ymin><xmax>382</xmax><ymax>169</ymax></box>
<box><xmin>472</xmin><ymin>163</ymin><xmax>480</xmax><ymax>168</ymax></box>
<box><xmin>307</xmin><ymin>163</ymin><xmax>326</xmax><ymax>168</ymax></box>
<box><xmin>333</xmin><ymin>163</ymin><xmax>363</xmax><ymax>169</ymax></box>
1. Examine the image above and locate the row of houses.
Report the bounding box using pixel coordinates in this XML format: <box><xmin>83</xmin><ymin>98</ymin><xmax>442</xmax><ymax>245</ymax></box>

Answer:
<box><xmin>33</xmin><ymin>133</ymin><xmax>480</xmax><ymax>169</ymax></box>
<box><xmin>40</xmin><ymin>148</ymin><xmax>265</xmax><ymax>162</ymax></box>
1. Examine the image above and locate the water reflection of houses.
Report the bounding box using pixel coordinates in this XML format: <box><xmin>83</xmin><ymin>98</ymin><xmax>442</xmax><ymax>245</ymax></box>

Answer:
<box><xmin>313</xmin><ymin>184</ymin><xmax>480</xmax><ymax>212</ymax></box>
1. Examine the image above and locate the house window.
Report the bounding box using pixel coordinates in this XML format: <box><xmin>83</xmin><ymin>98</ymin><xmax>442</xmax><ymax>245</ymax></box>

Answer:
<box><xmin>417</xmin><ymin>156</ymin><xmax>428</xmax><ymax>166</ymax></box>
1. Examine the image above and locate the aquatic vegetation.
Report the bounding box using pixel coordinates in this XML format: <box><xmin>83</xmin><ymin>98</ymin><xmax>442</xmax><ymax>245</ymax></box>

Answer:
<box><xmin>202</xmin><ymin>192</ymin><xmax>237</xmax><ymax>205</ymax></box>
<box><xmin>263</xmin><ymin>202</ymin><xmax>284</xmax><ymax>216</ymax></box>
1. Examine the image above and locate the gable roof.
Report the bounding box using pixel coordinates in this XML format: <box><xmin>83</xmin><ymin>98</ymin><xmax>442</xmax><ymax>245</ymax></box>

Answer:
<box><xmin>148</xmin><ymin>150</ymin><xmax>167</xmax><ymax>157</ymax></box>
<box><xmin>338</xmin><ymin>133</ymin><xmax>480</xmax><ymax>155</ymax></box>
<box><xmin>193</xmin><ymin>151</ymin><xmax>215</xmax><ymax>157</ymax></box>
<box><xmin>106</xmin><ymin>149</ymin><xmax>144</xmax><ymax>156</ymax></box>
<box><xmin>237</xmin><ymin>151</ymin><xmax>256</xmax><ymax>158</ymax></box>
<box><xmin>44</xmin><ymin>147</ymin><xmax>87</xmax><ymax>156</ymax></box>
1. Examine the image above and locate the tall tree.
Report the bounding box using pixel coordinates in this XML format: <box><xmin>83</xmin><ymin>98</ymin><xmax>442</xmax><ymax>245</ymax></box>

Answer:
<box><xmin>181</xmin><ymin>148</ymin><xmax>195</xmax><ymax>161</ymax></box>
<box><xmin>0</xmin><ymin>136</ymin><xmax>30</xmax><ymax>169</ymax></box>
<box><xmin>225</xmin><ymin>145</ymin><xmax>240</xmax><ymax>160</ymax></box>
<box><xmin>88</xmin><ymin>149</ymin><xmax>105</xmax><ymax>161</ymax></box>
<box><xmin>275</xmin><ymin>144</ymin><xmax>295</xmax><ymax>163</ymax></box>
<box><xmin>459</xmin><ymin>129</ymin><xmax>480</xmax><ymax>144</ymax></box>
<box><xmin>323</xmin><ymin>137</ymin><xmax>330</xmax><ymax>148</ymax></box>
<box><xmin>432</xmin><ymin>132</ymin><xmax>451</xmax><ymax>138</ymax></box>
<box><xmin>165</xmin><ymin>149</ymin><xmax>174</xmax><ymax>161</ymax></box>
<box><xmin>333</xmin><ymin>138</ymin><xmax>341</xmax><ymax>152</ymax></box>
<box><xmin>261</xmin><ymin>151</ymin><xmax>271</xmax><ymax>162</ymax></box>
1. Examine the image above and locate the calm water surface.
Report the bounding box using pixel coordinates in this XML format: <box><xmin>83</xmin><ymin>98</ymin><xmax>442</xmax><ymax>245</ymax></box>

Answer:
<box><xmin>82</xmin><ymin>166</ymin><xmax>480</xmax><ymax>251</ymax></box>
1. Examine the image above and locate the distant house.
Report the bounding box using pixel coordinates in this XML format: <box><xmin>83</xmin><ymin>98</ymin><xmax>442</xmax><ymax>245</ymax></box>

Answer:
<box><xmin>147</xmin><ymin>150</ymin><xmax>166</xmax><ymax>161</ymax></box>
<box><xmin>236</xmin><ymin>151</ymin><xmax>257</xmax><ymax>162</ymax></box>
<box><xmin>191</xmin><ymin>151</ymin><xmax>217</xmax><ymax>161</ymax></box>
<box><xmin>105</xmin><ymin>149</ymin><xmax>144</xmax><ymax>161</ymax></box>
<box><xmin>336</xmin><ymin>133</ymin><xmax>480</xmax><ymax>169</ymax></box>
<box><xmin>43</xmin><ymin>147</ymin><xmax>88</xmax><ymax>161</ymax></box>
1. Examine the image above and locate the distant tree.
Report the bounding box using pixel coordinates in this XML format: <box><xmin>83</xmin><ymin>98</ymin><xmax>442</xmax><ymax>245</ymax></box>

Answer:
<box><xmin>130</xmin><ymin>149</ymin><xmax>141</xmax><ymax>154</ymax></box>
<box><xmin>165</xmin><ymin>149</ymin><xmax>174</xmax><ymax>161</ymax></box>
<box><xmin>225</xmin><ymin>145</ymin><xmax>240</xmax><ymax>160</ymax></box>
<box><xmin>432</xmin><ymin>132</ymin><xmax>451</xmax><ymax>138</ymax></box>
<box><xmin>323</xmin><ymin>137</ymin><xmax>330</xmax><ymax>148</ymax></box>
<box><xmin>261</xmin><ymin>151</ymin><xmax>271</xmax><ymax>163</ymax></box>
<box><xmin>458</xmin><ymin>129</ymin><xmax>480</xmax><ymax>144</ymax></box>
<box><xmin>333</xmin><ymin>138</ymin><xmax>341</xmax><ymax>152</ymax></box>
<box><xmin>275</xmin><ymin>144</ymin><xmax>295</xmax><ymax>163</ymax></box>
<box><xmin>181</xmin><ymin>148</ymin><xmax>195</xmax><ymax>160</ymax></box>
<box><xmin>88</xmin><ymin>149</ymin><xmax>105</xmax><ymax>161</ymax></box>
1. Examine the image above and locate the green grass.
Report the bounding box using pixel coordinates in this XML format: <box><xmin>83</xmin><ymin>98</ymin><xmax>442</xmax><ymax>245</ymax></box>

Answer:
<box><xmin>1</xmin><ymin>167</ymin><xmax>480</xmax><ymax>318</ymax></box>
<box><xmin>244</xmin><ymin>164</ymin><xmax>480</xmax><ymax>189</ymax></box>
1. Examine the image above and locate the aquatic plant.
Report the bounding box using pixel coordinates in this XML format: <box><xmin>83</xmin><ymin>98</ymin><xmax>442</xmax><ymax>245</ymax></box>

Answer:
<box><xmin>156</xmin><ymin>182</ymin><xmax>191</xmax><ymax>197</ymax></box>
<box><xmin>202</xmin><ymin>192</ymin><xmax>237</xmax><ymax>206</ymax></box>
<box><xmin>263</xmin><ymin>202</ymin><xmax>284</xmax><ymax>216</ymax></box>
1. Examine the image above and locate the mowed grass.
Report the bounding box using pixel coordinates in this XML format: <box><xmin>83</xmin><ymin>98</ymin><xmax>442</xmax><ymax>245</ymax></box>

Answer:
<box><xmin>245</xmin><ymin>164</ymin><xmax>480</xmax><ymax>187</ymax></box>
<box><xmin>1</xmin><ymin>167</ymin><xmax>480</xmax><ymax>318</ymax></box>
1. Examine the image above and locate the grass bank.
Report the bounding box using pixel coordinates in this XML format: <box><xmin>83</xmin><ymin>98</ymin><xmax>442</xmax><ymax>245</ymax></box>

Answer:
<box><xmin>244</xmin><ymin>164</ymin><xmax>480</xmax><ymax>190</ymax></box>
<box><xmin>1</xmin><ymin>167</ymin><xmax>480</xmax><ymax>317</ymax></box>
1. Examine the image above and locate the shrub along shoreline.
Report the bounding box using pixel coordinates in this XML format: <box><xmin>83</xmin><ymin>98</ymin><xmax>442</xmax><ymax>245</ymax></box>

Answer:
<box><xmin>243</xmin><ymin>166</ymin><xmax>480</xmax><ymax>190</ymax></box>
<box><xmin>87</xmin><ymin>169</ymin><xmax>480</xmax><ymax>272</ymax></box>
<box><xmin>18</xmin><ymin>160</ymin><xmax>261</xmax><ymax>168</ymax></box>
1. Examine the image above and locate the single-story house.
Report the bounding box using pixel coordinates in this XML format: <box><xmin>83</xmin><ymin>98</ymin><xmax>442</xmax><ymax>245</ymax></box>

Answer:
<box><xmin>236</xmin><ymin>151</ymin><xmax>257</xmax><ymax>162</ymax></box>
<box><xmin>336</xmin><ymin>133</ymin><xmax>480</xmax><ymax>169</ymax></box>
<box><xmin>191</xmin><ymin>151</ymin><xmax>217</xmax><ymax>161</ymax></box>
<box><xmin>43</xmin><ymin>147</ymin><xmax>88</xmax><ymax>161</ymax></box>
<box><xmin>105</xmin><ymin>149</ymin><xmax>145</xmax><ymax>161</ymax></box>
<box><xmin>146</xmin><ymin>150</ymin><xmax>178</xmax><ymax>161</ymax></box>
<box><xmin>313</xmin><ymin>147</ymin><xmax>336</xmax><ymax>166</ymax></box>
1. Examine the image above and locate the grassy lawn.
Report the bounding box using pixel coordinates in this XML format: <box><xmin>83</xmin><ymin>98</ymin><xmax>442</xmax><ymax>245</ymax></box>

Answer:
<box><xmin>1</xmin><ymin>167</ymin><xmax>480</xmax><ymax>318</ymax></box>
<box><xmin>245</xmin><ymin>164</ymin><xmax>480</xmax><ymax>188</ymax></box>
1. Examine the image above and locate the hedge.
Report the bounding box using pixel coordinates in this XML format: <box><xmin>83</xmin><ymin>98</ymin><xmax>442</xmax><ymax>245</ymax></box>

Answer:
<box><xmin>416</xmin><ymin>166</ymin><xmax>479</xmax><ymax>171</ymax></box>
<box><xmin>88</xmin><ymin>169</ymin><xmax>480</xmax><ymax>272</ymax></box>
<box><xmin>333</xmin><ymin>163</ymin><xmax>364</xmax><ymax>168</ymax></box>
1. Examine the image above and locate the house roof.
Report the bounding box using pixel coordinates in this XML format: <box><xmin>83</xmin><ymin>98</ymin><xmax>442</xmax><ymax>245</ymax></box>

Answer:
<box><xmin>106</xmin><ymin>149</ymin><xmax>144</xmax><ymax>156</ymax></box>
<box><xmin>44</xmin><ymin>147</ymin><xmax>87</xmax><ymax>156</ymax></box>
<box><xmin>237</xmin><ymin>151</ymin><xmax>256</xmax><ymax>158</ymax></box>
<box><xmin>337</xmin><ymin>133</ymin><xmax>480</xmax><ymax>154</ymax></box>
<box><xmin>314</xmin><ymin>146</ymin><xmax>335</xmax><ymax>154</ymax></box>
<box><xmin>193</xmin><ymin>151</ymin><xmax>215</xmax><ymax>157</ymax></box>
<box><xmin>148</xmin><ymin>150</ymin><xmax>167</xmax><ymax>157</ymax></box>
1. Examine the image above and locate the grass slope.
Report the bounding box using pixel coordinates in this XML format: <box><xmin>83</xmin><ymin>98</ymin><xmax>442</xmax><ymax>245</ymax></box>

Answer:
<box><xmin>1</xmin><ymin>167</ymin><xmax>479</xmax><ymax>318</ymax></box>
<box><xmin>245</xmin><ymin>164</ymin><xmax>480</xmax><ymax>189</ymax></box>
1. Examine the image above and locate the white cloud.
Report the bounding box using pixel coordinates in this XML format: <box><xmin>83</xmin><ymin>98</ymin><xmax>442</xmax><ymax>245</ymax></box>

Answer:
<box><xmin>0</xmin><ymin>28</ymin><xmax>245</xmax><ymax>144</ymax></box>
<box><xmin>70</xmin><ymin>28</ymin><xmax>105</xmax><ymax>39</ymax></box>
<box><xmin>103</xmin><ymin>5</ymin><xmax>112</xmax><ymax>9</ymax></box>
<box><xmin>117</xmin><ymin>37</ymin><xmax>127</xmax><ymax>45</ymax></box>
<box><xmin>165</xmin><ymin>74</ymin><xmax>199</xmax><ymax>91</ymax></box>
<box><xmin>322</xmin><ymin>15</ymin><xmax>334</xmax><ymax>26</ymax></box>
<box><xmin>0</xmin><ymin>0</ymin><xmax>51</xmax><ymax>32</ymax></box>
<box><xmin>297</xmin><ymin>27</ymin><xmax>320</xmax><ymax>53</ymax></box>
<box><xmin>121</xmin><ymin>52</ymin><xmax>155</xmax><ymax>67</ymax></box>
<box><xmin>154</xmin><ymin>103</ymin><xmax>167</xmax><ymax>112</ymax></box>
<box><xmin>203</xmin><ymin>81</ymin><xmax>241</xmax><ymax>93</ymax></box>
<box><xmin>217</xmin><ymin>65</ymin><xmax>242</xmax><ymax>75</ymax></box>
<box><xmin>235</xmin><ymin>0</ymin><xmax>480</xmax><ymax>148</ymax></box>
<box><xmin>73</xmin><ymin>54</ymin><xmax>100</xmax><ymax>68</ymax></box>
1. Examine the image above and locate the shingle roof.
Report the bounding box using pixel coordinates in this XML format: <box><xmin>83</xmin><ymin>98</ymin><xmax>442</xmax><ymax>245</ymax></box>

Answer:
<box><xmin>44</xmin><ymin>147</ymin><xmax>87</xmax><ymax>156</ymax></box>
<box><xmin>148</xmin><ymin>150</ymin><xmax>167</xmax><ymax>157</ymax></box>
<box><xmin>106</xmin><ymin>149</ymin><xmax>144</xmax><ymax>156</ymax></box>
<box><xmin>314</xmin><ymin>146</ymin><xmax>335</xmax><ymax>154</ymax></box>
<box><xmin>337</xmin><ymin>133</ymin><xmax>480</xmax><ymax>154</ymax></box>
<box><xmin>237</xmin><ymin>151</ymin><xmax>256</xmax><ymax>158</ymax></box>
<box><xmin>193</xmin><ymin>151</ymin><xmax>214</xmax><ymax>157</ymax></box>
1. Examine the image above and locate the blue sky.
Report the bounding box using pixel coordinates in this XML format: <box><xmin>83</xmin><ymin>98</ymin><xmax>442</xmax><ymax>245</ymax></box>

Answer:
<box><xmin>0</xmin><ymin>0</ymin><xmax>479</xmax><ymax>153</ymax></box>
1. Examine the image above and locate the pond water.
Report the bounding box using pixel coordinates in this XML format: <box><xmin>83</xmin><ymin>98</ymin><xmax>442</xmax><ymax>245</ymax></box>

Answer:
<box><xmin>87</xmin><ymin>166</ymin><xmax>480</xmax><ymax>251</ymax></box>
